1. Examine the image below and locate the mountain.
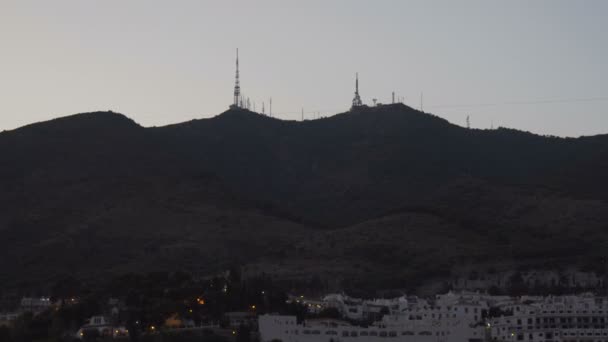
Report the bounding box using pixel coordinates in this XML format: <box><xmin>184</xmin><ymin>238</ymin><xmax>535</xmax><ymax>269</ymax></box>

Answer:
<box><xmin>2</xmin><ymin>105</ymin><xmax>608</xmax><ymax>292</ymax></box>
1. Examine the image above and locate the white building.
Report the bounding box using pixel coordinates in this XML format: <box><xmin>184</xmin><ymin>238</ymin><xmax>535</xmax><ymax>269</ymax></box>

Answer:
<box><xmin>489</xmin><ymin>294</ymin><xmax>608</xmax><ymax>342</ymax></box>
<box><xmin>76</xmin><ymin>316</ymin><xmax>128</xmax><ymax>339</ymax></box>
<box><xmin>19</xmin><ymin>297</ymin><xmax>52</xmax><ymax>313</ymax></box>
<box><xmin>259</xmin><ymin>312</ymin><xmax>485</xmax><ymax>342</ymax></box>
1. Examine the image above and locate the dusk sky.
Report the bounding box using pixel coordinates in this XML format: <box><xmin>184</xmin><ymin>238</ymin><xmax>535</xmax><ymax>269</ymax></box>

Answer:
<box><xmin>1</xmin><ymin>0</ymin><xmax>607</xmax><ymax>137</ymax></box>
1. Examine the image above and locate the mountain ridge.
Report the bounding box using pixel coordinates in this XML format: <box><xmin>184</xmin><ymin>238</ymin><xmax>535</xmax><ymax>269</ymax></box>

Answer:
<box><xmin>2</xmin><ymin>104</ymin><xmax>608</xmax><ymax>292</ymax></box>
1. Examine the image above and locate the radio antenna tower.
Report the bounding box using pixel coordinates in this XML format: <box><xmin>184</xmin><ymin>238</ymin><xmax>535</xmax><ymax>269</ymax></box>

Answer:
<box><xmin>351</xmin><ymin>73</ymin><xmax>363</xmax><ymax>109</ymax></box>
<box><xmin>269</xmin><ymin>98</ymin><xmax>272</xmax><ymax>117</ymax></box>
<box><xmin>262</xmin><ymin>102</ymin><xmax>265</xmax><ymax>115</ymax></box>
<box><xmin>231</xmin><ymin>48</ymin><xmax>241</xmax><ymax>109</ymax></box>
<box><xmin>466</xmin><ymin>115</ymin><xmax>471</xmax><ymax>129</ymax></box>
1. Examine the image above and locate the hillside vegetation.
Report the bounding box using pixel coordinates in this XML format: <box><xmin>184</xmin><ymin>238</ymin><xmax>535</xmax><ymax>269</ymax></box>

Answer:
<box><xmin>2</xmin><ymin>104</ymin><xmax>608</xmax><ymax>292</ymax></box>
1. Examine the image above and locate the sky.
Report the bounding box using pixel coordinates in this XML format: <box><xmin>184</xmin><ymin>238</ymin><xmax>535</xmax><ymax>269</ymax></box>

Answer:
<box><xmin>1</xmin><ymin>0</ymin><xmax>607</xmax><ymax>137</ymax></box>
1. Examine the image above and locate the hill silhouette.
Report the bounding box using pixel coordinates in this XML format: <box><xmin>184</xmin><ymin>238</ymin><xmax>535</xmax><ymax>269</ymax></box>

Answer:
<box><xmin>2</xmin><ymin>104</ymin><xmax>608</xmax><ymax>291</ymax></box>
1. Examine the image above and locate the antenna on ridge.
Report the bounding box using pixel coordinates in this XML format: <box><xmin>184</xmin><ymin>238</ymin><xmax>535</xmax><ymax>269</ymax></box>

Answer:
<box><xmin>466</xmin><ymin>115</ymin><xmax>471</xmax><ymax>129</ymax></box>
<box><xmin>270</xmin><ymin>97</ymin><xmax>272</xmax><ymax>117</ymax></box>
<box><xmin>301</xmin><ymin>108</ymin><xmax>304</xmax><ymax>121</ymax></box>
<box><xmin>351</xmin><ymin>72</ymin><xmax>363</xmax><ymax>109</ymax></box>
<box><xmin>231</xmin><ymin>48</ymin><xmax>241</xmax><ymax>109</ymax></box>
<box><xmin>262</xmin><ymin>102</ymin><xmax>265</xmax><ymax>115</ymax></box>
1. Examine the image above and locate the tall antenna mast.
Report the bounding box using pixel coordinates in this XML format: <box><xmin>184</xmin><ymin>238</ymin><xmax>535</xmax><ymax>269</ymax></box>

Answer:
<box><xmin>301</xmin><ymin>107</ymin><xmax>304</xmax><ymax>121</ymax></box>
<box><xmin>466</xmin><ymin>115</ymin><xmax>471</xmax><ymax>129</ymax></box>
<box><xmin>351</xmin><ymin>72</ymin><xmax>363</xmax><ymax>109</ymax></box>
<box><xmin>392</xmin><ymin>92</ymin><xmax>395</xmax><ymax>104</ymax></box>
<box><xmin>269</xmin><ymin>97</ymin><xmax>272</xmax><ymax>117</ymax></box>
<box><xmin>232</xmin><ymin>48</ymin><xmax>241</xmax><ymax>108</ymax></box>
<box><xmin>262</xmin><ymin>102</ymin><xmax>265</xmax><ymax>115</ymax></box>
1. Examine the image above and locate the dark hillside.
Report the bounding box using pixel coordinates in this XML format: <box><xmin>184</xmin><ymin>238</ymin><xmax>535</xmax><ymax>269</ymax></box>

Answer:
<box><xmin>1</xmin><ymin>105</ymin><xmax>608</xmax><ymax>291</ymax></box>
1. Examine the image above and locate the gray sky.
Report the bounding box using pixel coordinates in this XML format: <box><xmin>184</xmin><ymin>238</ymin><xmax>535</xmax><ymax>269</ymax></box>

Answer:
<box><xmin>1</xmin><ymin>0</ymin><xmax>607</xmax><ymax>137</ymax></box>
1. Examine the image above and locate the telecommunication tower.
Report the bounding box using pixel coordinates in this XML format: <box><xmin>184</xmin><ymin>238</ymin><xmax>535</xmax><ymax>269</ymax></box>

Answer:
<box><xmin>351</xmin><ymin>73</ymin><xmax>363</xmax><ymax>109</ymax></box>
<box><xmin>231</xmin><ymin>49</ymin><xmax>242</xmax><ymax>109</ymax></box>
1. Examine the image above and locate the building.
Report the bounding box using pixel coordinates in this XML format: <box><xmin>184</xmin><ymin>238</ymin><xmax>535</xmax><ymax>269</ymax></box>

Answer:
<box><xmin>225</xmin><ymin>311</ymin><xmax>257</xmax><ymax>329</ymax></box>
<box><xmin>489</xmin><ymin>294</ymin><xmax>608</xmax><ymax>341</ymax></box>
<box><xmin>259</xmin><ymin>313</ymin><xmax>485</xmax><ymax>342</ymax></box>
<box><xmin>19</xmin><ymin>297</ymin><xmax>52</xmax><ymax>314</ymax></box>
<box><xmin>0</xmin><ymin>312</ymin><xmax>19</xmax><ymax>327</ymax></box>
<box><xmin>75</xmin><ymin>316</ymin><xmax>128</xmax><ymax>339</ymax></box>
<box><xmin>268</xmin><ymin>292</ymin><xmax>608</xmax><ymax>342</ymax></box>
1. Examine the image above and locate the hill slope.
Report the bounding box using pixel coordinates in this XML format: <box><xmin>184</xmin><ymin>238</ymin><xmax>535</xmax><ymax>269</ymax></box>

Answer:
<box><xmin>1</xmin><ymin>105</ymin><xmax>608</xmax><ymax>291</ymax></box>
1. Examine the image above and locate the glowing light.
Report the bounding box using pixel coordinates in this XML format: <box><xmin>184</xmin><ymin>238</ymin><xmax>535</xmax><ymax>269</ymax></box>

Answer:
<box><xmin>150</xmin><ymin>326</ymin><xmax>156</xmax><ymax>331</ymax></box>
<box><xmin>232</xmin><ymin>330</ymin><xmax>236</xmax><ymax>335</ymax></box>
<box><xmin>251</xmin><ymin>305</ymin><xmax>256</xmax><ymax>310</ymax></box>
